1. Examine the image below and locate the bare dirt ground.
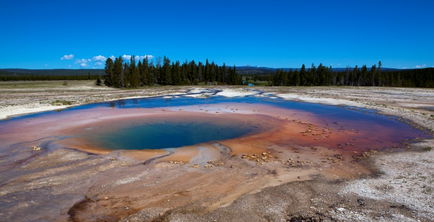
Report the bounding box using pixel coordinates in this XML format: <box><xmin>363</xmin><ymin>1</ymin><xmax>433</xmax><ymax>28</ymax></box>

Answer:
<box><xmin>0</xmin><ymin>81</ymin><xmax>433</xmax><ymax>222</ymax></box>
<box><xmin>0</xmin><ymin>81</ymin><xmax>188</xmax><ymax>120</ymax></box>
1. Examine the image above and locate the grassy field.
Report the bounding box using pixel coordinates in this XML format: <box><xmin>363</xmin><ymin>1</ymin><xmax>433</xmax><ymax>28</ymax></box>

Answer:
<box><xmin>0</xmin><ymin>80</ymin><xmax>99</xmax><ymax>89</ymax></box>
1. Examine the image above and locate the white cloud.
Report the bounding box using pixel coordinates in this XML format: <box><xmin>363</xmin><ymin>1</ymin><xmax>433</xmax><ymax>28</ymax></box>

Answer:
<box><xmin>135</xmin><ymin>55</ymin><xmax>154</xmax><ymax>60</ymax></box>
<box><xmin>122</xmin><ymin>54</ymin><xmax>132</xmax><ymax>60</ymax></box>
<box><xmin>415</xmin><ymin>64</ymin><xmax>427</xmax><ymax>69</ymax></box>
<box><xmin>122</xmin><ymin>54</ymin><xmax>154</xmax><ymax>61</ymax></box>
<box><xmin>65</xmin><ymin>54</ymin><xmax>154</xmax><ymax>68</ymax></box>
<box><xmin>76</xmin><ymin>58</ymin><xmax>90</xmax><ymax>63</ymax></box>
<box><xmin>75</xmin><ymin>56</ymin><xmax>107</xmax><ymax>68</ymax></box>
<box><xmin>60</xmin><ymin>54</ymin><xmax>74</xmax><ymax>60</ymax></box>
<box><xmin>122</xmin><ymin>55</ymin><xmax>131</xmax><ymax>60</ymax></box>
<box><xmin>92</xmin><ymin>55</ymin><xmax>107</xmax><ymax>62</ymax></box>
<box><xmin>75</xmin><ymin>58</ymin><xmax>91</xmax><ymax>67</ymax></box>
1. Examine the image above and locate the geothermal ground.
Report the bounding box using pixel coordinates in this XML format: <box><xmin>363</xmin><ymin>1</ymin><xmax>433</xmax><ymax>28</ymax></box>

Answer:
<box><xmin>0</xmin><ymin>80</ymin><xmax>433</xmax><ymax>222</ymax></box>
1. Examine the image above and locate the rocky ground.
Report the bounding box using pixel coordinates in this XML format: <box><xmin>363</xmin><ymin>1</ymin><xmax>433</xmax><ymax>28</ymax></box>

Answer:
<box><xmin>0</xmin><ymin>81</ymin><xmax>433</xmax><ymax>222</ymax></box>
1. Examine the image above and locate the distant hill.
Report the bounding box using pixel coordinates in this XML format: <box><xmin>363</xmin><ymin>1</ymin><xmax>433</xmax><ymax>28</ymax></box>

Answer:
<box><xmin>236</xmin><ymin>66</ymin><xmax>278</xmax><ymax>74</ymax></box>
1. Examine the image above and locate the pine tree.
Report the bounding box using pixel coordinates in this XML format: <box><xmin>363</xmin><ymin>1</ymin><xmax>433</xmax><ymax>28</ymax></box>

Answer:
<box><xmin>112</xmin><ymin>57</ymin><xmax>124</xmax><ymax>88</ymax></box>
<box><xmin>104</xmin><ymin>58</ymin><xmax>114</xmax><ymax>86</ymax></box>
<box><xmin>294</xmin><ymin>70</ymin><xmax>300</xmax><ymax>86</ymax></box>
<box><xmin>130</xmin><ymin>56</ymin><xmax>140</xmax><ymax>88</ymax></box>
<box><xmin>300</xmin><ymin>64</ymin><xmax>306</xmax><ymax>85</ymax></box>
<box><xmin>162</xmin><ymin>56</ymin><xmax>172</xmax><ymax>85</ymax></box>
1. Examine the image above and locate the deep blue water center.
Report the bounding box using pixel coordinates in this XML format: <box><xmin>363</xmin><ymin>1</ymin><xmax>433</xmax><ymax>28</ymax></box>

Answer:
<box><xmin>90</xmin><ymin>119</ymin><xmax>258</xmax><ymax>150</ymax></box>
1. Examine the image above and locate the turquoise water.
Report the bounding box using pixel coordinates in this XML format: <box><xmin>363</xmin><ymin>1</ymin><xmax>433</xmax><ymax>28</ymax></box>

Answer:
<box><xmin>86</xmin><ymin>119</ymin><xmax>260</xmax><ymax>150</ymax></box>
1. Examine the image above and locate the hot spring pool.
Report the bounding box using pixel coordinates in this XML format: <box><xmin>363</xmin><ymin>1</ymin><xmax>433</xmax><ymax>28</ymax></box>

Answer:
<box><xmin>0</xmin><ymin>91</ymin><xmax>430</xmax><ymax>152</ymax></box>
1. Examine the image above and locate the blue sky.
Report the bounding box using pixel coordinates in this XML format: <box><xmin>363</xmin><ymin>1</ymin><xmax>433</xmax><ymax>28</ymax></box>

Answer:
<box><xmin>1</xmin><ymin>0</ymin><xmax>433</xmax><ymax>69</ymax></box>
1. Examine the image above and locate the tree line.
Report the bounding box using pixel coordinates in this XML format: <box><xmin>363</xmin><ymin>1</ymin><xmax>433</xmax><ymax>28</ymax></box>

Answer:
<box><xmin>261</xmin><ymin>62</ymin><xmax>433</xmax><ymax>88</ymax></box>
<box><xmin>0</xmin><ymin>60</ymin><xmax>432</xmax><ymax>88</ymax></box>
<box><xmin>103</xmin><ymin>56</ymin><xmax>241</xmax><ymax>87</ymax></box>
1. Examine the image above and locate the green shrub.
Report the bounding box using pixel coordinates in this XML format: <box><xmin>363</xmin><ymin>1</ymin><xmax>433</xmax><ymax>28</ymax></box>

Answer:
<box><xmin>51</xmin><ymin>100</ymin><xmax>72</xmax><ymax>106</ymax></box>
